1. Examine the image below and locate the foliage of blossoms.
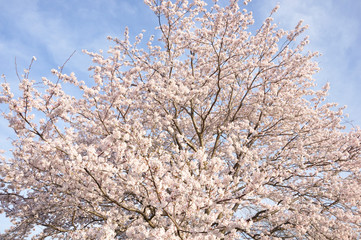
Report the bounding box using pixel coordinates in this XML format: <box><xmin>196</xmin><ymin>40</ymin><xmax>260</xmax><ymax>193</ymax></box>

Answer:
<box><xmin>1</xmin><ymin>0</ymin><xmax>361</xmax><ymax>239</ymax></box>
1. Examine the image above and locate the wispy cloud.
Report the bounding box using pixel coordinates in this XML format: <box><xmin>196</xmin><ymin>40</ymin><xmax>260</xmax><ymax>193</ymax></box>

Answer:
<box><xmin>0</xmin><ymin>0</ymin><xmax>156</xmax><ymax>81</ymax></box>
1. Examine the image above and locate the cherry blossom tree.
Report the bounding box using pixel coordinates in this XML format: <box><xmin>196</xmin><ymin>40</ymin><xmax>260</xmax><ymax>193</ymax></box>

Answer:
<box><xmin>1</xmin><ymin>0</ymin><xmax>360</xmax><ymax>239</ymax></box>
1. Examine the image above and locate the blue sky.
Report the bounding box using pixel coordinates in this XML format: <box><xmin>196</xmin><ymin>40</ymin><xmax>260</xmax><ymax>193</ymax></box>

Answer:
<box><xmin>0</xmin><ymin>0</ymin><xmax>360</xmax><ymax>234</ymax></box>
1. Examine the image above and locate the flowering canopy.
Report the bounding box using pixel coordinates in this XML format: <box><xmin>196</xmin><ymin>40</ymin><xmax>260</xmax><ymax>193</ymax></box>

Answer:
<box><xmin>1</xmin><ymin>0</ymin><xmax>360</xmax><ymax>239</ymax></box>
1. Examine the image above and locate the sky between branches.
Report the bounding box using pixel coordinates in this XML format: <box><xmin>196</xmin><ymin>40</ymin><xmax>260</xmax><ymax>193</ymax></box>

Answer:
<box><xmin>0</xmin><ymin>0</ymin><xmax>360</xmax><ymax>233</ymax></box>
